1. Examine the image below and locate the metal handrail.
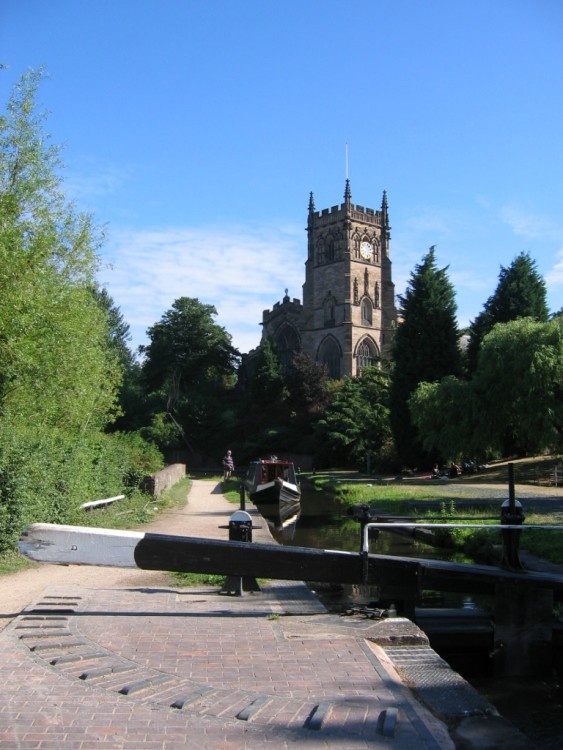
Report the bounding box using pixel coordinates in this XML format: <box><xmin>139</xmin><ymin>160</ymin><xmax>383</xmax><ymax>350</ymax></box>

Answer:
<box><xmin>361</xmin><ymin>522</ymin><xmax>563</xmax><ymax>555</ymax></box>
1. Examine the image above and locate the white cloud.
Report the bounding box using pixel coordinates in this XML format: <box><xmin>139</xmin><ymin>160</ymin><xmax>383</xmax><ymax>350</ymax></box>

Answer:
<box><xmin>499</xmin><ymin>205</ymin><xmax>561</xmax><ymax>241</ymax></box>
<box><xmin>545</xmin><ymin>246</ymin><xmax>563</xmax><ymax>289</ymax></box>
<box><xmin>63</xmin><ymin>159</ymin><xmax>134</xmax><ymax>203</ymax></box>
<box><xmin>98</xmin><ymin>222</ymin><xmax>305</xmax><ymax>354</ymax></box>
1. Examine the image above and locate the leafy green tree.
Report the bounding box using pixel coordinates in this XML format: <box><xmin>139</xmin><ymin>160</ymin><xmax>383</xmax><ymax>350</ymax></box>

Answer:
<box><xmin>471</xmin><ymin>317</ymin><xmax>563</xmax><ymax>455</ymax></box>
<box><xmin>284</xmin><ymin>351</ymin><xmax>329</xmax><ymax>419</ymax></box>
<box><xmin>90</xmin><ymin>285</ymin><xmax>149</xmax><ymax>432</ymax></box>
<box><xmin>141</xmin><ymin>297</ymin><xmax>239</xmax><ymax>456</ymax></box>
<box><xmin>389</xmin><ymin>247</ymin><xmax>462</xmax><ymax>468</ymax></box>
<box><xmin>142</xmin><ymin>297</ymin><xmax>239</xmax><ymax>394</ymax></box>
<box><xmin>249</xmin><ymin>338</ymin><xmax>286</xmax><ymax>409</ymax></box>
<box><xmin>408</xmin><ymin>377</ymin><xmax>472</xmax><ymax>462</ymax></box>
<box><xmin>0</xmin><ymin>69</ymin><xmax>160</xmax><ymax>550</ymax></box>
<box><xmin>0</xmin><ymin>69</ymin><xmax>120</xmax><ymax>432</ymax></box>
<box><xmin>410</xmin><ymin>317</ymin><xmax>563</xmax><ymax>459</ymax></box>
<box><xmin>467</xmin><ymin>252</ymin><xmax>549</xmax><ymax>371</ymax></box>
<box><xmin>315</xmin><ymin>367</ymin><xmax>391</xmax><ymax>468</ymax></box>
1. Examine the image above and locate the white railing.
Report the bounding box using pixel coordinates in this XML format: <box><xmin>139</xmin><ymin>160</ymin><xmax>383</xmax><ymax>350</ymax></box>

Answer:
<box><xmin>80</xmin><ymin>494</ymin><xmax>125</xmax><ymax>511</ymax></box>
<box><xmin>361</xmin><ymin>521</ymin><xmax>563</xmax><ymax>555</ymax></box>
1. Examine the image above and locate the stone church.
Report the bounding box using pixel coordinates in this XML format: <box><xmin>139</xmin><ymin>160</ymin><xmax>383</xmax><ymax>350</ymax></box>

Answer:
<box><xmin>260</xmin><ymin>180</ymin><xmax>396</xmax><ymax>378</ymax></box>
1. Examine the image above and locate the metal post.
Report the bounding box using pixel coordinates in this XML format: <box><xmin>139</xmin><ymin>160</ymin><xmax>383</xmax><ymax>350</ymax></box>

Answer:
<box><xmin>219</xmin><ymin>511</ymin><xmax>260</xmax><ymax>595</ymax></box>
<box><xmin>239</xmin><ymin>483</ymin><xmax>246</xmax><ymax>511</ymax></box>
<box><xmin>501</xmin><ymin>464</ymin><xmax>525</xmax><ymax>570</ymax></box>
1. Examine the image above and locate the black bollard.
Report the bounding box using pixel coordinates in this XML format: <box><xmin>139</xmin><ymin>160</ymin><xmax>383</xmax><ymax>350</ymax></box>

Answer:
<box><xmin>219</xmin><ymin>510</ymin><xmax>260</xmax><ymax>595</ymax></box>
<box><xmin>239</xmin><ymin>483</ymin><xmax>246</xmax><ymax>511</ymax></box>
<box><xmin>500</xmin><ymin>463</ymin><xmax>525</xmax><ymax>569</ymax></box>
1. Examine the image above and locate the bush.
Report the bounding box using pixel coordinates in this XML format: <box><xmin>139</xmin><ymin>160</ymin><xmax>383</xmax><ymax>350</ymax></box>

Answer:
<box><xmin>0</xmin><ymin>425</ymin><xmax>163</xmax><ymax>551</ymax></box>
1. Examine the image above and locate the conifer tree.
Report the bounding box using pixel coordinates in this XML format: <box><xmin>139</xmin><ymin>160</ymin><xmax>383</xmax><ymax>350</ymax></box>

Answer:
<box><xmin>389</xmin><ymin>247</ymin><xmax>462</xmax><ymax>468</ymax></box>
<box><xmin>467</xmin><ymin>252</ymin><xmax>549</xmax><ymax>371</ymax></box>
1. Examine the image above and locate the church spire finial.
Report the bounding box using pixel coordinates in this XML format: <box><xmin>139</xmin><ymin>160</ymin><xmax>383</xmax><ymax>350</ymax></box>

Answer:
<box><xmin>308</xmin><ymin>191</ymin><xmax>315</xmax><ymax>213</ymax></box>
<box><xmin>344</xmin><ymin>178</ymin><xmax>351</xmax><ymax>204</ymax></box>
<box><xmin>381</xmin><ymin>190</ymin><xmax>389</xmax><ymax>225</ymax></box>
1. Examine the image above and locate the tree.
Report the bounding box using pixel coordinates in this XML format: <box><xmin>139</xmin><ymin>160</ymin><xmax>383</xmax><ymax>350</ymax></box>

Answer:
<box><xmin>471</xmin><ymin>317</ymin><xmax>563</xmax><ymax>455</ymax></box>
<box><xmin>467</xmin><ymin>252</ymin><xmax>549</xmax><ymax>371</ymax></box>
<box><xmin>408</xmin><ymin>377</ymin><xmax>472</xmax><ymax>462</ymax></box>
<box><xmin>142</xmin><ymin>297</ymin><xmax>239</xmax><ymax>395</ymax></box>
<box><xmin>0</xmin><ymin>69</ymin><xmax>154</xmax><ymax>550</ymax></box>
<box><xmin>249</xmin><ymin>338</ymin><xmax>286</xmax><ymax>409</ymax></box>
<box><xmin>0</xmin><ymin>69</ymin><xmax>120</xmax><ymax>432</ymax></box>
<box><xmin>283</xmin><ymin>351</ymin><xmax>329</xmax><ymax>419</ymax></box>
<box><xmin>410</xmin><ymin>317</ymin><xmax>563</xmax><ymax>459</ymax></box>
<box><xmin>315</xmin><ymin>367</ymin><xmax>392</xmax><ymax>469</ymax></box>
<box><xmin>389</xmin><ymin>247</ymin><xmax>462</xmax><ymax>468</ymax></box>
<box><xmin>141</xmin><ymin>297</ymin><xmax>239</xmax><ymax>456</ymax></box>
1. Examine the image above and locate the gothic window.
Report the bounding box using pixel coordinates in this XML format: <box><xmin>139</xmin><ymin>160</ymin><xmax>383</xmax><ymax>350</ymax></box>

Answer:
<box><xmin>361</xmin><ymin>298</ymin><xmax>372</xmax><ymax>325</ymax></box>
<box><xmin>374</xmin><ymin>238</ymin><xmax>380</xmax><ymax>263</ymax></box>
<box><xmin>274</xmin><ymin>324</ymin><xmax>300</xmax><ymax>370</ymax></box>
<box><xmin>364</xmin><ymin>268</ymin><xmax>369</xmax><ymax>295</ymax></box>
<box><xmin>356</xmin><ymin>338</ymin><xmax>379</xmax><ymax>372</ymax></box>
<box><xmin>324</xmin><ymin>295</ymin><xmax>336</xmax><ymax>327</ymax></box>
<box><xmin>318</xmin><ymin>337</ymin><xmax>341</xmax><ymax>379</ymax></box>
<box><xmin>316</xmin><ymin>239</ymin><xmax>325</xmax><ymax>265</ymax></box>
<box><xmin>326</xmin><ymin>237</ymin><xmax>335</xmax><ymax>263</ymax></box>
<box><xmin>352</xmin><ymin>233</ymin><xmax>360</xmax><ymax>259</ymax></box>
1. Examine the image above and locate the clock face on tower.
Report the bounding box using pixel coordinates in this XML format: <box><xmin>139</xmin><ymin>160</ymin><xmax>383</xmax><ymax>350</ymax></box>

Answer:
<box><xmin>360</xmin><ymin>241</ymin><xmax>372</xmax><ymax>260</ymax></box>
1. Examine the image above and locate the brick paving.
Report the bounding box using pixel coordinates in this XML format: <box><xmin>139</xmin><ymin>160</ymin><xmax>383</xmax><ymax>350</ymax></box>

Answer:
<box><xmin>0</xmin><ymin>480</ymin><xmax>476</xmax><ymax>748</ymax></box>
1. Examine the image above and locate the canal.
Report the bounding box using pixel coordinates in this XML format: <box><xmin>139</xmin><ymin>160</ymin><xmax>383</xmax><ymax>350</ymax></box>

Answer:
<box><xmin>266</xmin><ymin>485</ymin><xmax>563</xmax><ymax>750</ymax></box>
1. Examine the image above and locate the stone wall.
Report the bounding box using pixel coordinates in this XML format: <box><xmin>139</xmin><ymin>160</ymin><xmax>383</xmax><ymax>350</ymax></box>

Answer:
<box><xmin>143</xmin><ymin>463</ymin><xmax>186</xmax><ymax>497</ymax></box>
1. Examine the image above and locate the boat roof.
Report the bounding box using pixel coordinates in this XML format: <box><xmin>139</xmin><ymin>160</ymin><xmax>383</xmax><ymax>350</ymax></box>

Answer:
<box><xmin>250</xmin><ymin>456</ymin><xmax>293</xmax><ymax>465</ymax></box>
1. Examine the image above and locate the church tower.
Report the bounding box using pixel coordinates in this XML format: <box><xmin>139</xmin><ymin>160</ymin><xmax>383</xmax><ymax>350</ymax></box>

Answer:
<box><xmin>261</xmin><ymin>181</ymin><xmax>396</xmax><ymax>378</ymax></box>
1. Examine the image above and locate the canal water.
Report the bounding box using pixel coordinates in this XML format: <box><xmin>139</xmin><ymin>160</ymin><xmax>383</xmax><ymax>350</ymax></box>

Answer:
<box><xmin>267</xmin><ymin>486</ymin><xmax>563</xmax><ymax>750</ymax></box>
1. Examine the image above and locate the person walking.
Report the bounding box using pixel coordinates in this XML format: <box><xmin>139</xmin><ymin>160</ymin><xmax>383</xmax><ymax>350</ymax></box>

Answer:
<box><xmin>222</xmin><ymin>450</ymin><xmax>234</xmax><ymax>480</ymax></box>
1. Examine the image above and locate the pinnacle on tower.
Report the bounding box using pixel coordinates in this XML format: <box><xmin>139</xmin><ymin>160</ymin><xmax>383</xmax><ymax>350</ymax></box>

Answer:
<box><xmin>381</xmin><ymin>190</ymin><xmax>389</xmax><ymax>224</ymax></box>
<box><xmin>344</xmin><ymin>179</ymin><xmax>351</xmax><ymax>204</ymax></box>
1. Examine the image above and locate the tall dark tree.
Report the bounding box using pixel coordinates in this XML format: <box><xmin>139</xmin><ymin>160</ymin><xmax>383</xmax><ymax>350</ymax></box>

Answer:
<box><xmin>249</xmin><ymin>338</ymin><xmax>286</xmax><ymax>410</ymax></box>
<box><xmin>389</xmin><ymin>247</ymin><xmax>462</xmax><ymax>468</ymax></box>
<box><xmin>284</xmin><ymin>352</ymin><xmax>329</xmax><ymax>420</ymax></box>
<box><xmin>315</xmin><ymin>367</ymin><xmax>391</xmax><ymax>469</ymax></box>
<box><xmin>141</xmin><ymin>298</ymin><xmax>239</xmax><ymax>457</ymax></box>
<box><xmin>467</xmin><ymin>252</ymin><xmax>549</xmax><ymax>371</ymax></box>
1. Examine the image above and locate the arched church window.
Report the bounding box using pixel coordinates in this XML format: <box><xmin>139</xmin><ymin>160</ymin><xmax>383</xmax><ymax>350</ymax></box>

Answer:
<box><xmin>318</xmin><ymin>338</ymin><xmax>341</xmax><ymax>379</ymax></box>
<box><xmin>275</xmin><ymin>324</ymin><xmax>300</xmax><ymax>370</ymax></box>
<box><xmin>361</xmin><ymin>299</ymin><xmax>372</xmax><ymax>325</ymax></box>
<box><xmin>316</xmin><ymin>240</ymin><xmax>325</xmax><ymax>265</ymax></box>
<box><xmin>324</xmin><ymin>297</ymin><xmax>336</xmax><ymax>327</ymax></box>
<box><xmin>356</xmin><ymin>339</ymin><xmax>379</xmax><ymax>372</ymax></box>
<box><xmin>353</xmin><ymin>233</ymin><xmax>360</xmax><ymax>259</ymax></box>
<box><xmin>326</xmin><ymin>238</ymin><xmax>335</xmax><ymax>263</ymax></box>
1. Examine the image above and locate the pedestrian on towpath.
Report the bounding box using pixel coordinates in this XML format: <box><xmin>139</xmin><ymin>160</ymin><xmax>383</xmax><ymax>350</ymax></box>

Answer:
<box><xmin>222</xmin><ymin>450</ymin><xmax>234</xmax><ymax>480</ymax></box>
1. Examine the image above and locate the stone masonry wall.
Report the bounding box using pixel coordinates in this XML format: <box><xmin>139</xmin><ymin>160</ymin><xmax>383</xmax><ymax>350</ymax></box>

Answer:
<box><xmin>143</xmin><ymin>463</ymin><xmax>186</xmax><ymax>497</ymax></box>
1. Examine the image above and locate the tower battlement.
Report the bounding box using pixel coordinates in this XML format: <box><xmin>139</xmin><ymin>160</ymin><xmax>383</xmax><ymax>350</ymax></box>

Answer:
<box><xmin>312</xmin><ymin>203</ymin><xmax>383</xmax><ymax>227</ymax></box>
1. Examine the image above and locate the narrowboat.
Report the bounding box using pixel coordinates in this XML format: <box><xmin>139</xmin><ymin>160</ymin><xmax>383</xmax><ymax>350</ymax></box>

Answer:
<box><xmin>243</xmin><ymin>456</ymin><xmax>301</xmax><ymax>528</ymax></box>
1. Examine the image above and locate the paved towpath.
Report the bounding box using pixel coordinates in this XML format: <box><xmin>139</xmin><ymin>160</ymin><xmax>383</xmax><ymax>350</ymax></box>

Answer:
<box><xmin>0</xmin><ymin>480</ymin><xmax>533</xmax><ymax>749</ymax></box>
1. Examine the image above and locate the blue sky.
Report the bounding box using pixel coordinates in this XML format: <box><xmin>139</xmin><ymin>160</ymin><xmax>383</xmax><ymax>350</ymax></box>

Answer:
<box><xmin>2</xmin><ymin>0</ymin><xmax>562</xmax><ymax>355</ymax></box>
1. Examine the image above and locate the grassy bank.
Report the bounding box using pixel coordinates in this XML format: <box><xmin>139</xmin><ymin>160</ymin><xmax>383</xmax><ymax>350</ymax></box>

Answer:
<box><xmin>0</xmin><ymin>477</ymin><xmax>193</xmax><ymax>576</ymax></box>
<box><xmin>307</xmin><ymin>455</ymin><xmax>563</xmax><ymax>565</ymax></box>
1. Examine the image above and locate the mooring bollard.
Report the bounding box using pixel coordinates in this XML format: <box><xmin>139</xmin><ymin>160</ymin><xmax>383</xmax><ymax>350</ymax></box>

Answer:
<box><xmin>500</xmin><ymin>463</ymin><xmax>525</xmax><ymax>569</ymax></box>
<box><xmin>219</xmin><ymin>510</ymin><xmax>260</xmax><ymax>596</ymax></box>
<box><xmin>239</xmin><ymin>483</ymin><xmax>246</xmax><ymax>511</ymax></box>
